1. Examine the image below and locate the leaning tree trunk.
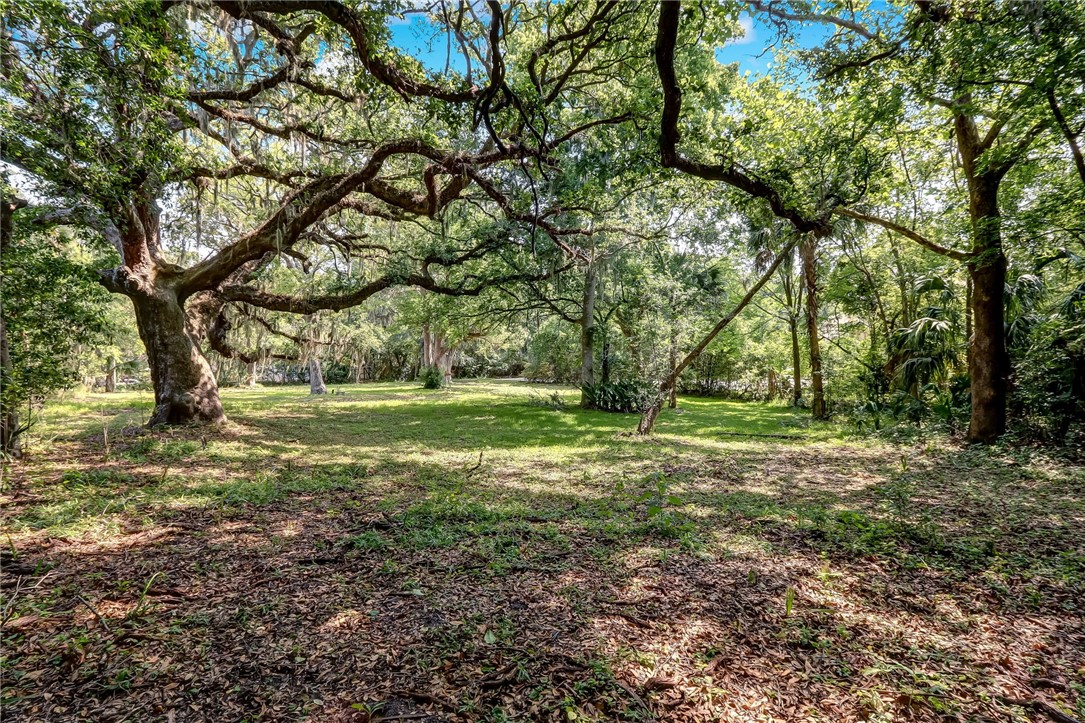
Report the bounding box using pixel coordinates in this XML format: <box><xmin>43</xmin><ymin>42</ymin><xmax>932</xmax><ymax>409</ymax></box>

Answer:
<box><xmin>131</xmin><ymin>288</ymin><xmax>227</xmax><ymax>426</ymax></box>
<box><xmin>966</xmin><ymin>176</ymin><xmax>1008</xmax><ymax>443</ymax></box>
<box><xmin>800</xmin><ymin>234</ymin><xmax>827</xmax><ymax>420</ymax></box>
<box><xmin>308</xmin><ymin>358</ymin><xmax>327</xmax><ymax>395</ymax></box>
<box><xmin>579</xmin><ymin>262</ymin><xmax>598</xmax><ymax>408</ymax></box>
<box><xmin>638</xmin><ymin>241</ymin><xmax>795</xmax><ymax>434</ymax></box>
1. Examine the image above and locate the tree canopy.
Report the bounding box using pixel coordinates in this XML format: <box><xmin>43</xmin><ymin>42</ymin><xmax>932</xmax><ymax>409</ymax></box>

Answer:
<box><xmin>2</xmin><ymin>0</ymin><xmax>1083</xmax><ymax>446</ymax></box>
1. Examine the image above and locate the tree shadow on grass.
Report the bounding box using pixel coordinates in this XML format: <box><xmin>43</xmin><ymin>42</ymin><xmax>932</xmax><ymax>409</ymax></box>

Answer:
<box><xmin>3</xmin><ymin>447</ymin><xmax>1083</xmax><ymax>722</ymax></box>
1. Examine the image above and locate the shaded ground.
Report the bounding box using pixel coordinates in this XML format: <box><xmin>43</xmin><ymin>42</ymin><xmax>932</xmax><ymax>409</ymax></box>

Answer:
<box><xmin>1</xmin><ymin>381</ymin><xmax>1082</xmax><ymax>722</ymax></box>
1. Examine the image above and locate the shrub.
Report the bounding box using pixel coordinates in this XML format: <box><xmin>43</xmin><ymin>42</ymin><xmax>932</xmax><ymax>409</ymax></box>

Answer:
<box><xmin>528</xmin><ymin>390</ymin><xmax>567</xmax><ymax>411</ymax></box>
<box><xmin>418</xmin><ymin>364</ymin><xmax>446</xmax><ymax>389</ymax></box>
<box><xmin>581</xmin><ymin>380</ymin><xmax>656</xmax><ymax>413</ymax></box>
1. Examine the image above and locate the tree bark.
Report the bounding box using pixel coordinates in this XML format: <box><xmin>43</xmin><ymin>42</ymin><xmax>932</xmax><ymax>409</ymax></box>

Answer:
<box><xmin>1</xmin><ymin>196</ymin><xmax>23</xmax><ymax>455</ymax></box>
<box><xmin>965</xmin><ymin>273</ymin><xmax>973</xmax><ymax>373</ymax></box>
<box><xmin>247</xmin><ymin>361</ymin><xmax>258</xmax><ymax>387</ymax></box>
<box><xmin>787</xmin><ymin>317</ymin><xmax>802</xmax><ymax>406</ymax></box>
<box><xmin>638</xmin><ymin>240</ymin><xmax>795</xmax><ymax>434</ymax></box>
<box><xmin>966</xmin><ymin>176</ymin><xmax>1008</xmax><ymax>443</ymax></box>
<box><xmin>105</xmin><ymin>356</ymin><xmax>117</xmax><ymax>393</ymax></box>
<box><xmin>98</xmin><ymin>197</ymin><xmax>227</xmax><ymax>428</ymax></box>
<box><xmin>668</xmin><ymin>326</ymin><xmax>678</xmax><ymax>409</ymax></box>
<box><xmin>783</xmin><ymin>273</ymin><xmax>803</xmax><ymax>407</ymax></box>
<box><xmin>579</xmin><ymin>262</ymin><xmax>598</xmax><ymax>408</ymax></box>
<box><xmin>131</xmin><ymin>288</ymin><xmax>227</xmax><ymax>426</ymax></box>
<box><xmin>422</xmin><ymin>327</ymin><xmax>454</xmax><ymax>383</ymax></box>
<box><xmin>308</xmin><ymin>357</ymin><xmax>327</xmax><ymax>394</ymax></box>
<box><xmin>0</xmin><ymin>309</ymin><xmax>18</xmax><ymax>457</ymax></box>
<box><xmin>801</xmin><ymin>234</ymin><xmax>827</xmax><ymax>419</ymax></box>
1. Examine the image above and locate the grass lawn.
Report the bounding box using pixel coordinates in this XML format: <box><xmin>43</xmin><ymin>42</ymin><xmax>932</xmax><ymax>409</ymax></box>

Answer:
<box><xmin>1</xmin><ymin>380</ymin><xmax>1083</xmax><ymax>722</ymax></box>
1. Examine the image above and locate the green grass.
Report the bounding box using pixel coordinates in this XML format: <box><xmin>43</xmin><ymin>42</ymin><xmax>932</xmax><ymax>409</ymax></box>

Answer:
<box><xmin>2</xmin><ymin>381</ymin><xmax>1083</xmax><ymax>721</ymax></box>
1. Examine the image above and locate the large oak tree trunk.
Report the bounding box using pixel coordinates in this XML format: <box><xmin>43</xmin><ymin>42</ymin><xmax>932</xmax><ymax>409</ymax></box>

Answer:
<box><xmin>422</xmin><ymin>327</ymin><xmax>454</xmax><ymax>384</ymax></box>
<box><xmin>97</xmin><ymin>197</ymin><xmax>228</xmax><ymax>428</ymax></box>
<box><xmin>966</xmin><ymin>178</ymin><xmax>1008</xmax><ymax>443</ymax></box>
<box><xmin>132</xmin><ymin>289</ymin><xmax>226</xmax><ymax>426</ymax></box>
<box><xmin>801</xmin><ymin>235</ymin><xmax>827</xmax><ymax>419</ymax></box>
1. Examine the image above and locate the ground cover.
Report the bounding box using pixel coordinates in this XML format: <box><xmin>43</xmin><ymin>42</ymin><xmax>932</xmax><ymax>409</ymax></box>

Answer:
<box><xmin>2</xmin><ymin>381</ymin><xmax>1082</xmax><ymax>722</ymax></box>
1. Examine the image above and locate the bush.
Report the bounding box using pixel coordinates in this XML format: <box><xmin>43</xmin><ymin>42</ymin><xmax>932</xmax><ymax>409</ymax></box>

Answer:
<box><xmin>1010</xmin><ymin>315</ymin><xmax>1085</xmax><ymax>443</ymax></box>
<box><xmin>581</xmin><ymin>380</ymin><xmax>656</xmax><ymax>413</ymax></box>
<box><xmin>418</xmin><ymin>364</ymin><xmax>446</xmax><ymax>389</ymax></box>
<box><xmin>528</xmin><ymin>390</ymin><xmax>567</xmax><ymax>411</ymax></box>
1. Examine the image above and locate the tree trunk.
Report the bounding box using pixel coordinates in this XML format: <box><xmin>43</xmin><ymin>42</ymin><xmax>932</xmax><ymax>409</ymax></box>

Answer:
<box><xmin>354</xmin><ymin>353</ymin><xmax>364</xmax><ymax>383</ymax></box>
<box><xmin>788</xmin><ymin>317</ymin><xmax>802</xmax><ymax>407</ymax></box>
<box><xmin>638</xmin><ymin>240</ymin><xmax>795</xmax><ymax>434</ymax></box>
<box><xmin>0</xmin><ymin>310</ymin><xmax>18</xmax><ymax>457</ymax></box>
<box><xmin>308</xmin><ymin>357</ymin><xmax>327</xmax><ymax>394</ymax></box>
<box><xmin>1</xmin><ymin>197</ymin><xmax>22</xmax><ymax>455</ymax></box>
<box><xmin>131</xmin><ymin>289</ymin><xmax>226</xmax><ymax>427</ymax></box>
<box><xmin>965</xmin><ymin>273</ymin><xmax>973</xmax><ymax>378</ymax></box>
<box><xmin>783</xmin><ymin>275</ymin><xmax>803</xmax><ymax>407</ymax></box>
<box><xmin>668</xmin><ymin>326</ymin><xmax>678</xmax><ymax>409</ymax></box>
<box><xmin>801</xmin><ymin>234</ymin><xmax>827</xmax><ymax>419</ymax></box>
<box><xmin>966</xmin><ymin>178</ymin><xmax>1007</xmax><ymax>443</ymax></box>
<box><xmin>247</xmin><ymin>361</ymin><xmax>258</xmax><ymax>387</ymax></box>
<box><xmin>579</xmin><ymin>262</ymin><xmax>598</xmax><ymax>408</ymax></box>
<box><xmin>422</xmin><ymin>327</ymin><xmax>454</xmax><ymax>384</ymax></box>
<box><xmin>104</xmin><ymin>356</ymin><xmax>117</xmax><ymax>392</ymax></box>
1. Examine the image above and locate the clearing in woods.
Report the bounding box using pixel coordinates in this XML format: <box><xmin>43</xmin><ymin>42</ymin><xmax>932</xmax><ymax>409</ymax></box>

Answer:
<box><xmin>1</xmin><ymin>381</ymin><xmax>1082</xmax><ymax>722</ymax></box>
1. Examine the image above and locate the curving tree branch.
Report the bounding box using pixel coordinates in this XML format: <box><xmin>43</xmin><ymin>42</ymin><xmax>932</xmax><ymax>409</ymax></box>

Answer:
<box><xmin>655</xmin><ymin>1</ymin><xmax>835</xmax><ymax>237</ymax></box>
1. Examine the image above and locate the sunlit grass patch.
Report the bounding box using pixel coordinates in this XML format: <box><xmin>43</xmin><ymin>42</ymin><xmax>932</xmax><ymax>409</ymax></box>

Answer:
<box><xmin>2</xmin><ymin>381</ymin><xmax>1083</xmax><ymax>722</ymax></box>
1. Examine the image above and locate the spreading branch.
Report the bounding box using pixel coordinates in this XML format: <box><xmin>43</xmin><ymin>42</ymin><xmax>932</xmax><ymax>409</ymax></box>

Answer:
<box><xmin>747</xmin><ymin>0</ymin><xmax>877</xmax><ymax>40</ymax></box>
<box><xmin>834</xmin><ymin>207</ymin><xmax>974</xmax><ymax>262</ymax></box>
<box><xmin>655</xmin><ymin>2</ymin><xmax>834</xmax><ymax>236</ymax></box>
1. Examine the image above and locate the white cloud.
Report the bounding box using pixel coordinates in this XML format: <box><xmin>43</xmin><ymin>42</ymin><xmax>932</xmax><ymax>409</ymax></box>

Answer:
<box><xmin>732</xmin><ymin>14</ymin><xmax>756</xmax><ymax>45</ymax></box>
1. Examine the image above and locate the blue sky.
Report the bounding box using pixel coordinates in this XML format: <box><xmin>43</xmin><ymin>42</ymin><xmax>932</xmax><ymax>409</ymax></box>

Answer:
<box><xmin>714</xmin><ymin>13</ymin><xmax>834</xmax><ymax>76</ymax></box>
<box><xmin>387</xmin><ymin>11</ymin><xmax>833</xmax><ymax>78</ymax></box>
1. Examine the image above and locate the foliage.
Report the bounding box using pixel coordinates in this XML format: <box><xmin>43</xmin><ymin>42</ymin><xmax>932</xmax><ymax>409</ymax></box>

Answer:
<box><xmin>418</xmin><ymin>364</ymin><xmax>447</xmax><ymax>390</ymax></box>
<box><xmin>1</xmin><ymin>226</ymin><xmax>110</xmax><ymax>450</ymax></box>
<box><xmin>580</xmin><ymin>380</ymin><xmax>656</xmax><ymax>414</ymax></box>
<box><xmin>1009</xmin><ymin>275</ymin><xmax>1085</xmax><ymax>443</ymax></box>
<box><xmin>527</xmin><ymin>390</ymin><xmax>568</xmax><ymax>412</ymax></box>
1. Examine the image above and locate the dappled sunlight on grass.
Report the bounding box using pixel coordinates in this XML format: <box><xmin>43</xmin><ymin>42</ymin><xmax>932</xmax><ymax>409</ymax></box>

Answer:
<box><xmin>2</xmin><ymin>381</ymin><xmax>1083</xmax><ymax>721</ymax></box>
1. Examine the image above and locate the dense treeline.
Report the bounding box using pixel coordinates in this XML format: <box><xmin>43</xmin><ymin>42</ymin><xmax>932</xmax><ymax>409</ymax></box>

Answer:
<box><xmin>2</xmin><ymin>0</ymin><xmax>1083</xmax><ymax>453</ymax></box>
